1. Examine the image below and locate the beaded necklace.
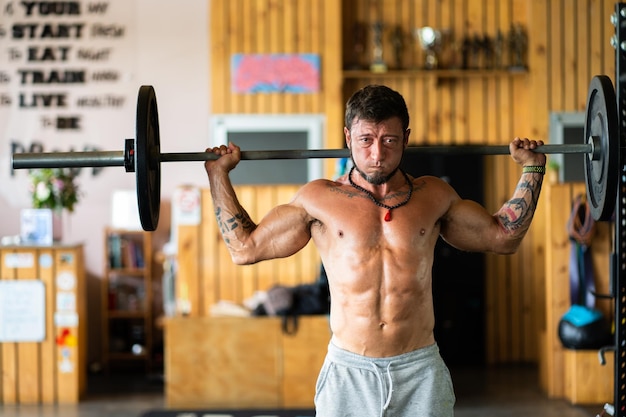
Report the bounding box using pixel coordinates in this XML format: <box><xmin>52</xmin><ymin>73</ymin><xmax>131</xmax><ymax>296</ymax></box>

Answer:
<box><xmin>348</xmin><ymin>166</ymin><xmax>413</xmax><ymax>222</ymax></box>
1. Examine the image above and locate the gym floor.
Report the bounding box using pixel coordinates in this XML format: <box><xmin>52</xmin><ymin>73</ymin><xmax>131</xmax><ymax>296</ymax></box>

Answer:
<box><xmin>0</xmin><ymin>366</ymin><xmax>602</xmax><ymax>417</ymax></box>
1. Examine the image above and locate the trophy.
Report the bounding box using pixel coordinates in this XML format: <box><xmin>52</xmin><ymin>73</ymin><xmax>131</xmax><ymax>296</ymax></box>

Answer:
<box><xmin>493</xmin><ymin>30</ymin><xmax>505</xmax><ymax>69</ymax></box>
<box><xmin>346</xmin><ymin>22</ymin><xmax>367</xmax><ymax>70</ymax></box>
<box><xmin>461</xmin><ymin>36</ymin><xmax>472</xmax><ymax>69</ymax></box>
<box><xmin>508</xmin><ymin>23</ymin><xmax>527</xmax><ymax>70</ymax></box>
<box><xmin>391</xmin><ymin>25</ymin><xmax>405</xmax><ymax>70</ymax></box>
<box><xmin>414</xmin><ymin>27</ymin><xmax>443</xmax><ymax>69</ymax></box>
<box><xmin>370</xmin><ymin>21</ymin><xmax>388</xmax><ymax>73</ymax></box>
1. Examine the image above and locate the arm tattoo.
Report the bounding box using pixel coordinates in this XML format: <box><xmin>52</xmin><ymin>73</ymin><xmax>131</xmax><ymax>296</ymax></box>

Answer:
<box><xmin>215</xmin><ymin>206</ymin><xmax>255</xmax><ymax>244</ymax></box>
<box><xmin>498</xmin><ymin>174</ymin><xmax>543</xmax><ymax>232</ymax></box>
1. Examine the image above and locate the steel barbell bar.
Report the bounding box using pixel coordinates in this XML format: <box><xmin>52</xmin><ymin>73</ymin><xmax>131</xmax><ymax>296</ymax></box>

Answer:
<box><xmin>11</xmin><ymin>142</ymin><xmax>596</xmax><ymax>169</ymax></box>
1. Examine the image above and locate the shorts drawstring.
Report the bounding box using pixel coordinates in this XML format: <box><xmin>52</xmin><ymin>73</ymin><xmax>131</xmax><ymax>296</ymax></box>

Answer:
<box><xmin>371</xmin><ymin>362</ymin><xmax>394</xmax><ymax>415</ymax></box>
<box><xmin>383</xmin><ymin>362</ymin><xmax>394</xmax><ymax>410</ymax></box>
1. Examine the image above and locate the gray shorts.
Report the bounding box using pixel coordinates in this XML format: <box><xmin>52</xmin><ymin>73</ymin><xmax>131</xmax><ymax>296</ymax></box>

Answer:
<box><xmin>314</xmin><ymin>342</ymin><xmax>455</xmax><ymax>417</ymax></box>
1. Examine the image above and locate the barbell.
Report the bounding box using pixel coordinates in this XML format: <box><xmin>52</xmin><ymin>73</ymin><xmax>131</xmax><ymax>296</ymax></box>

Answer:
<box><xmin>11</xmin><ymin>75</ymin><xmax>620</xmax><ymax>231</ymax></box>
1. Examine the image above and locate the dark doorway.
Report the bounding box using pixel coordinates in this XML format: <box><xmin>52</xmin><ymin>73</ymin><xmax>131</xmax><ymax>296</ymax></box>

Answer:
<box><xmin>401</xmin><ymin>152</ymin><xmax>486</xmax><ymax>367</ymax></box>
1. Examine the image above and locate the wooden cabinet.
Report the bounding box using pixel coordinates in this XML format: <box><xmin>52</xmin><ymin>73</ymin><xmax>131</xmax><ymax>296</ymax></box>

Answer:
<box><xmin>102</xmin><ymin>228</ymin><xmax>153</xmax><ymax>372</ymax></box>
<box><xmin>0</xmin><ymin>244</ymin><xmax>86</xmax><ymax>404</ymax></box>
<box><xmin>540</xmin><ymin>183</ymin><xmax>613</xmax><ymax>404</ymax></box>
<box><xmin>564</xmin><ymin>350</ymin><xmax>614</xmax><ymax>405</ymax></box>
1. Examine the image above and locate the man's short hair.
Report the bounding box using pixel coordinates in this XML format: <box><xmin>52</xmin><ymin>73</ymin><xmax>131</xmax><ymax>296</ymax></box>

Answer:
<box><xmin>344</xmin><ymin>85</ymin><xmax>410</xmax><ymax>131</ymax></box>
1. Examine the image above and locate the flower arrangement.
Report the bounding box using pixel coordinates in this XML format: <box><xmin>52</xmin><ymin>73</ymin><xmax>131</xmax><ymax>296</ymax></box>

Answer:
<box><xmin>28</xmin><ymin>168</ymin><xmax>80</xmax><ymax>212</ymax></box>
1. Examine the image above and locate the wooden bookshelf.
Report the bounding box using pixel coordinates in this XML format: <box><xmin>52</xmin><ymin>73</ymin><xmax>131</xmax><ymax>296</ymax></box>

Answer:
<box><xmin>102</xmin><ymin>228</ymin><xmax>153</xmax><ymax>372</ymax></box>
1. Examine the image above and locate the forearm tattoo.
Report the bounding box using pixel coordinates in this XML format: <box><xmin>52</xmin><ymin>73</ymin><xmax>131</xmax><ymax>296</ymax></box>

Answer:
<box><xmin>498</xmin><ymin>173</ymin><xmax>543</xmax><ymax>232</ymax></box>
<box><xmin>215</xmin><ymin>206</ymin><xmax>255</xmax><ymax>244</ymax></box>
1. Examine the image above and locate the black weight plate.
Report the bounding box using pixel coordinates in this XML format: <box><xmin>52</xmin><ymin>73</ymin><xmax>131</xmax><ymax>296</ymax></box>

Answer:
<box><xmin>584</xmin><ymin>75</ymin><xmax>618</xmax><ymax>221</ymax></box>
<box><xmin>135</xmin><ymin>85</ymin><xmax>161</xmax><ymax>231</ymax></box>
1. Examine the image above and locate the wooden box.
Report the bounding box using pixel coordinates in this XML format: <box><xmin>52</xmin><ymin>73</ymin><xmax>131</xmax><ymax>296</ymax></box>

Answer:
<box><xmin>165</xmin><ymin>315</ymin><xmax>331</xmax><ymax>408</ymax></box>
<box><xmin>564</xmin><ymin>349</ymin><xmax>613</xmax><ymax>405</ymax></box>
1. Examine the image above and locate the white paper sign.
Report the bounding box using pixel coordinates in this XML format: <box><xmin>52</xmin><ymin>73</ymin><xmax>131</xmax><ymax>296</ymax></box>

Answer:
<box><xmin>173</xmin><ymin>186</ymin><xmax>201</xmax><ymax>226</ymax></box>
<box><xmin>54</xmin><ymin>312</ymin><xmax>78</xmax><ymax>327</ymax></box>
<box><xmin>0</xmin><ymin>280</ymin><xmax>45</xmax><ymax>342</ymax></box>
<box><xmin>3</xmin><ymin>252</ymin><xmax>35</xmax><ymax>268</ymax></box>
<box><xmin>56</xmin><ymin>292</ymin><xmax>76</xmax><ymax>312</ymax></box>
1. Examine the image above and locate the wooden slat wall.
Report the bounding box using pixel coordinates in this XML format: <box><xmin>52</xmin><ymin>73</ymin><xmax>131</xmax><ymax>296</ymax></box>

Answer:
<box><xmin>527</xmin><ymin>0</ymin><xmax>615</xmax><ymax>368</ymax></box>
<box><xmin>210</xmin><ymin>0</ymin><xmax>343</xmax><ymax>177</ymax></box>
<box><xmin>177</xmin><ymin>186</ymin><xmax>320</xmax><ymax>316</ymax></box>
<box><xmin>340</xmin><ymin>0</ymin><xmax>526</xmax><ymax>144</ymax></box>
<box><xmin>212</xmin><ymin>0</ymin><xmax>322</xmax><ymax>114</ymax></box>
<box><xmin>204</xmin><ymin>0</ymin><xmax>616</xmax><ymax>364</ymax></box>
<box><xmin>340</xmin><ymin>0</ymin><xmax>537</xmax><ymax>364</ymax></box>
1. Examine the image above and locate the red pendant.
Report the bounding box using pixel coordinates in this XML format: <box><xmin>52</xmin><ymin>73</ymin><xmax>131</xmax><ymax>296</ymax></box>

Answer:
<box><xmin>384</xmin><ymin>210</ymin><xmax>391</xmax><ymax>222</ymax></box>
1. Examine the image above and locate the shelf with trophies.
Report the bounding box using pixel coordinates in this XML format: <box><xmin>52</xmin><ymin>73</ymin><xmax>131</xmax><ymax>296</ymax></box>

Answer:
<box><xmin>343</xmin><ymin>22</ymin><xmax>528</xmax><ymax>82</ymax></box>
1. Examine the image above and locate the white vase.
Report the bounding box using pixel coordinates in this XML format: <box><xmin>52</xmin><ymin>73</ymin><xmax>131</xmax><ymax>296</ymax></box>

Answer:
<box><xmin>52</xmin><ymin>210</ymin><xmax>63</xmax><ymax>242</ymax></box>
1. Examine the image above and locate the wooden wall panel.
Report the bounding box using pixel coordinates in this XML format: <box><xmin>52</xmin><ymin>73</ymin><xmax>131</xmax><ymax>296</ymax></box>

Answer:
<box><xmin>210</xmin><ymin>0</ymin><xmax>343</xmax><ymax>178</ymax></box>
<box><xmin>337</xmin><ymin>0</ymin><xmax>615</xmax><ymax>364</ymax></box>
<box><xmin>201</xmin><ymin>190</ymin><xmax>220</xmax><ymax>315</ymax></box>
<box><xmin>177</xmin><ymin>225</ymin><xmax>201</xmax><ymax>316</ymax></box>
<box><xmin>340</xmin><ymin>0</ymin><xmax>535</xmax><ymax>364</ymax></box>
<box><xmin>527</xmin><ymin>0</ymin><xmax>549</xmax><ymax>366</ymax></box>
<box><xmin>528</xmin><ymin>0</ymin><xmax>615</xmax><ymax>370</ymax></box>
<box><xmin>341</xmin><ymin>0</ymin><xmax>527</xmax><ymax>142</ymax></box>
<box><xmin>210</xmin><ymin>0</ymin><xmax>341</xmax><ymax>116</ymax></box>
<box><xmin>177</xmin><ymin>186</ymin><xmax>321</xmax><ymax>310</ymax></box>
<box><xmin>206</xmin><ymin>0</ymin><xmax>616</xmax><ymax>365</ymax></box>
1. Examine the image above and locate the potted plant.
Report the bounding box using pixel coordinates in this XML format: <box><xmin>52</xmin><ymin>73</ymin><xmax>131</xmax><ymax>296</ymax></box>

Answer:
<box><xmin>29</xmin><ymin>168</ymin><xmax>80</xmax><ymax>212</ymax></box>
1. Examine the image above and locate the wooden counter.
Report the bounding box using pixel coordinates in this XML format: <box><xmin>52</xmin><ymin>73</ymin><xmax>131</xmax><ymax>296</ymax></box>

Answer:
<box><xmin>0</xmin><ymin>244</ymin><xmax>86</xmax><ymax>404</ymax></box>
<box><xmin>165</xmin><ymin>315</ymin><xmax>331</xmax><ymax>408</ymax></box>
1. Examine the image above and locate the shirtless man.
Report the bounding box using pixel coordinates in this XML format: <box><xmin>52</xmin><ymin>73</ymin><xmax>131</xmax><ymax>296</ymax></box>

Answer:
<box><xmin>204</xmin><ymin>84</ymin><xmax>545</xmax><ymax>417</ymax></box>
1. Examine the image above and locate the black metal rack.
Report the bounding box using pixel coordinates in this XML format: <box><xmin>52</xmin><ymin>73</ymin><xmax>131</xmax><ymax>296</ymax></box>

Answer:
<box><xmin>613</xmin><ymin>3</ymin><xmax>626</xmax><ymax>416</ymax></box>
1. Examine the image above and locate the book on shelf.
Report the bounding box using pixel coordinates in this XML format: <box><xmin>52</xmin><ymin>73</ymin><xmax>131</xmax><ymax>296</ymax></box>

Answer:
<box><xmin>108</xmin><ymin>234</ymin><xmax>123</xmax><ymax>268</ymax></box>
<box><xmin>108</xmin><ymin>234</ymin><xmax>145</xmax><ymax>269</ymax></box>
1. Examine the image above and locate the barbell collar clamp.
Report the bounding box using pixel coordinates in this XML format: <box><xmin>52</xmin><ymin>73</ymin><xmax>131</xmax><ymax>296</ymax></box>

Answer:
<box><xmin>124</xmin><ymin>139</ymin><xmax>135</xmax><ymax>172</ymax></box>
<box><xmin>589</xmin><ymin>135</ymin><xmax>600</xmax><ymax>161</ymax></box>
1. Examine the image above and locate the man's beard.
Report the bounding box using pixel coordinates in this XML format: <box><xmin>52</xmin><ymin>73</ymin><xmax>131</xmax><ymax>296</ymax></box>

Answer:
<box><xmin>351</xmin><ymin>155</ymin><xmax>401</xmax><ymax>185</ymax></box>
